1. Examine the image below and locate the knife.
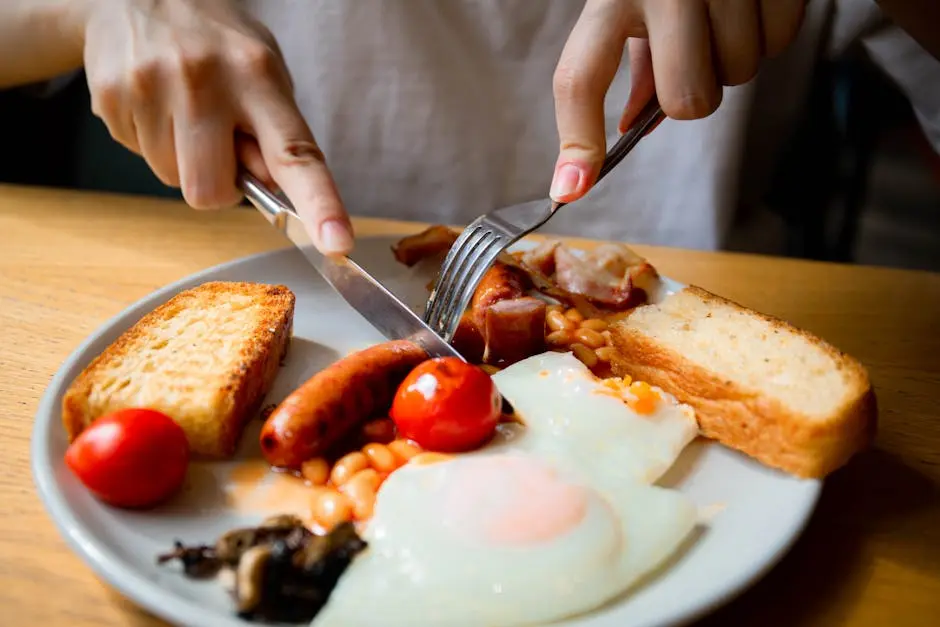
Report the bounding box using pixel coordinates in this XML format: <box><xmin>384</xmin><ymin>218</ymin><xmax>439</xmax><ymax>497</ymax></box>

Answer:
<box><xmin>239</xmin><ymin>172</ymin><xmax>464</xmax><ymax>361</ymax></box>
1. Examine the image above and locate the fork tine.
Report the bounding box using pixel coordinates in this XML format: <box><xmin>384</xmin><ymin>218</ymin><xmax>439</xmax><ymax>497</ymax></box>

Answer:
<box><xmin>428</xmin><ymin>244</ymin><xmax>494</xmax><ymax>338</ymax></box>
<box><xmin>436</xmin><ymin>232</ymin><xmax>506</xmax><ymax>341</ymax></box>
<box><xmin>424</xmin><ymin>224</ymin><xmax>486</xmax><ymax>328</ymax></box>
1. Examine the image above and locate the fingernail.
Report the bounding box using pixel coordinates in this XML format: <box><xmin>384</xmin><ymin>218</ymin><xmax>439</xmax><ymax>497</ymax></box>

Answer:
<box><xmin>550</xmin><ymin>163</ymin><xmax>584</xmax><ymax>202</ymax></box>
<box><xmin>319</xmin><ymin>219</ymin><xmax>354</xmax><ymax>254</ymax></box>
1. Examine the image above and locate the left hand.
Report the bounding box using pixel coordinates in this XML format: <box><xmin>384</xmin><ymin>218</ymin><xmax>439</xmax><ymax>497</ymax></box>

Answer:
<box><xmin>550</xmin><ymin>0</ymin><xmax>807</xmax><ymax>204</ymax></box>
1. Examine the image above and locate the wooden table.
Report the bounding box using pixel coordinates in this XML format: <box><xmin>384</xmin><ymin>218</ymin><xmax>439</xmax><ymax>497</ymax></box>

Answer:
<box><xmin>2</xmin><ymin>184</ymin><xmax>938</xmax><ymax>626</ymax></box>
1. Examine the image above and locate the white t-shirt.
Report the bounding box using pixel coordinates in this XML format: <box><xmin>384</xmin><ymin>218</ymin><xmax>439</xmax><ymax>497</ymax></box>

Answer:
<box><xmin>243</xmin><ymin>0</ymin><xmax>938</xmax><ymax>250</ymax></box>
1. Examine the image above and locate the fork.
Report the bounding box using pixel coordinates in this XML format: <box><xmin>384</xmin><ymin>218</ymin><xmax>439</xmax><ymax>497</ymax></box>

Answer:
<box><xmin>424</xmin><ymin>96</ymin><xmax>666</xmax><ymax>342</ymax></box>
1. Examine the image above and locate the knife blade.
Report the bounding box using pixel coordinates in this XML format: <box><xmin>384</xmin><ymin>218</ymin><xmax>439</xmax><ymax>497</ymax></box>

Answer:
<box><xmin>239</xmin><ymin>172</ymin><xmax>464</xmax><ymax>361</ymax></box>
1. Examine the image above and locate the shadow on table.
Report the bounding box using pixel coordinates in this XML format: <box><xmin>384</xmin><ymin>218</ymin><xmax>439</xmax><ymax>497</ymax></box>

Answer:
<box><xmin>696</xmin><ymin>447</ymin><xmax>940</xmax><ymax>625</ymax></box>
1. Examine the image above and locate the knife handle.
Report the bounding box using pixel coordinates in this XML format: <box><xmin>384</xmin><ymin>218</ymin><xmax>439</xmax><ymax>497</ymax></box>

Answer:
<box><xmin>239</xmin><ymin>172</ymin><xmax>295</xmax><ymax>231</ymax></box>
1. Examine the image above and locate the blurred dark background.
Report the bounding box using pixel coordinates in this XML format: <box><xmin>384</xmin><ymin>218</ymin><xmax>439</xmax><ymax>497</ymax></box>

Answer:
<box><xmin>2</xmin><ymin>48</ymin><xmax>938</xmax><ymax>272</ymax></box>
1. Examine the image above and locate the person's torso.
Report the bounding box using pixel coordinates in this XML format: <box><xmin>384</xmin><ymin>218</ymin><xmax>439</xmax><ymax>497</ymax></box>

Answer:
<box><xmin>243</xmin><ymin>0</ymin><xmax>825</xmax><ymax>249</ymax></box>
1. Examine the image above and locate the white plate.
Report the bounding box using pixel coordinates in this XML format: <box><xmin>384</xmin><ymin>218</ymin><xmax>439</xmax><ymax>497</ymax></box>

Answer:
<box><xmin>31</xmin><ymin>236</ymin><xmax>821</xmax><ymax>627</ymax></box>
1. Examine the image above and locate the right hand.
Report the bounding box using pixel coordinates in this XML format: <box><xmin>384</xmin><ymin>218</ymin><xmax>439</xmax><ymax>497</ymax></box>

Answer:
<box><xmin>549</xmin><ymin>0</ymin><xmax>807</xmax><ymax>205</ymax></box>
<box><xmin>82</xmin><ymin>0</ymin><xmax>354</xmax><ymax>254</ymax></box>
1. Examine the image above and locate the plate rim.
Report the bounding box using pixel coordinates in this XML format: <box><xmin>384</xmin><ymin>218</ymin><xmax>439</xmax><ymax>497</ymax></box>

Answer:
<box><xmin>30</xmin><ymin>240</ymin><xmax>821</xmax><ymax>627</ymax></box>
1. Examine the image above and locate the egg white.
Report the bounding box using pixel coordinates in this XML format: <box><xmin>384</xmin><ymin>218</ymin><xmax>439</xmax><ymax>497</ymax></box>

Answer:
<box><xmin>490</xmin><ymin>351</ymin><xmax>699</xmax><ymax>487</ymax></box>
<box><xmin>312</xmin><ymin>351</ymin><xmax>701</xmax><ymax>627</ymax></box>
<box><xmin>314</xmin><ymin>454</ymin><xmax>697</xmax><ymax>627</ymax></box>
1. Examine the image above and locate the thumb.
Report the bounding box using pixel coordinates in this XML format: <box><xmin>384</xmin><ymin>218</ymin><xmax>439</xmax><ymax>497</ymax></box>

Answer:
<box><xmin>551</xmin><ymin>1</ymin><xmax>628</xmax><ymax>204</ymax></box>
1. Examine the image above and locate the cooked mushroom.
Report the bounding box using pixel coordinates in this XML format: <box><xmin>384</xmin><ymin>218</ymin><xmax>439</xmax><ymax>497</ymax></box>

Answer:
<box><xmin>234</xmin><ymin>545</ymin><xmax>272</xmax><ymax>615</ymax></box>
<box><xmin>156</xmin><ymin>541</ymin><xmax>221</xmax><ymax>578</ymax></box>
<box><xmin>215</xmin><ymin>520</ymin><xmax>311</xmax><ymax>564</ymax></box>
<box><xmin>158</xmin><ymin>515</ymin><xmax>367</xmax><ymax>623</ymax></box>
<box><xmin>260</xmin><ymin>514</ymin><xmax>304</xmax><ymax>529</ymax></box>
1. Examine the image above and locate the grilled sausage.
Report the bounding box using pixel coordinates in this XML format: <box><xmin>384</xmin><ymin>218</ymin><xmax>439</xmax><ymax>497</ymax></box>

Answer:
<box><xmin>452</xmin><ymin>312</ymin><xmax>485</xmax><ymax>363</ymax></box>
<box><xmin>482</xmin><ymin>297</ymin><xmax>547</xmax><ymax>366</ymax></box>
<box><xmin>260</xmin><ymin>340</ymin><xmax>428</xmax><ymax>468</ymax></box>
<box><xmin>469</xmin><ymin>262</ymin><xmax>528</xmax><ymax>329</ymax></box>
<box><xmin>391</xmin><ymin>225</ymin><xmax>459</xmax><ymax>267</ymax></box>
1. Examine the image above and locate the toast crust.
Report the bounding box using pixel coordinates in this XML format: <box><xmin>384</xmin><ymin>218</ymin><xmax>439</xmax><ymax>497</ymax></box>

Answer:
<box><xmin>62</xmin><ymin>281</ymin><xmax>295</xmax><ymax>458</ymax></box>
<box><xmin>608</xmin><ymin>286</ymin><xmax>877</xmax><ymax>478</ymax></box>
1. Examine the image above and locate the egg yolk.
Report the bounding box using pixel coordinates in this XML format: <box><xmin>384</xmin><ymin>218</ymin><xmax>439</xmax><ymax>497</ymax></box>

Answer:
<box><xmin>436</xmin><ymin>455</ymin><xmax>589</xmax><ymax>546</ymax></box>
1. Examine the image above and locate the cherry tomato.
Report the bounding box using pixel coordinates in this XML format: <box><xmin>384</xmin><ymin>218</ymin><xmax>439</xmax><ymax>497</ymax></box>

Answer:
<box><xmin>390</xmin><ymin>357</ymin><xmax>501</xmax><ymax>452</ymax></box>
<box><xmin>64</xmin><ymin>408</ymin><xmax>190</xmax><ymax>509</ymax></box>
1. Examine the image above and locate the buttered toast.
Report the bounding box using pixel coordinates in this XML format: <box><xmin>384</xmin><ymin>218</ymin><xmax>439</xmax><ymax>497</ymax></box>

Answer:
<box><xmin>607</xmin><ymin>286</ymin><xmax>876</xmax><ymax>478</ymax></box>
<box><xmin>62</xmin><ymin>281</ymin><xmax>295</xmax><ymax>457</ymax></box>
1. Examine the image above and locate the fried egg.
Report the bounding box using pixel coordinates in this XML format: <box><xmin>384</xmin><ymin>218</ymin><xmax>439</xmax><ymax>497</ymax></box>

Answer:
<box><xmin>313</xmin><ymin>351</ymin><xmax>701</xmax><ymax>627</ymax></box>
<box><xmin>314</xmin><ymin>454</ymin><xmax>696</xmax><ymax>627</ymax></box>
<box><xmin>490</xmin><ymin>351</ymin><xmax>699</xmax><ymax>487</ymax></box>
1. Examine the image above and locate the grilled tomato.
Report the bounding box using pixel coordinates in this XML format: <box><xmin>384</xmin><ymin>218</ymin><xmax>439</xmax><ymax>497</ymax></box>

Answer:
<box><xmin>390</xmin><ymin>357</ymin><xmax>500</xmax><ymax>452</ymax></box>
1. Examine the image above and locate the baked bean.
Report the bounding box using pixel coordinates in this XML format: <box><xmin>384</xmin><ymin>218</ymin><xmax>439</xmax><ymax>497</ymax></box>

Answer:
<box><xmin>312</xmin><ymin>488</ymin><xmax>353</xmax><ymax>530</ymax></box>
<box><xmin>546</xmin><ymin>304</ymin><xmax>564</xmax><ymax>314</ymax></box>
<box><xmin>570</xmin><ymin>342</ymin><xmax>599</xmax><ymax>368</ymax></box>
<box><xmin>595</xmin><ymin>346</ymin><xmax>617</xmax><ymax>362</ymax></box>
<box><xmin>580</xmin><ymin>318</ymin><xmax>608</xmax><ymax>332</ymax></box>
<box><xmin>388</xmin><ymin>439</ymin><xmax>421</xmax><ymax>462</ymax></box>
<box><xmin>564</xmin><ymin>308</ymin><xmax>584</xmax><ymax>323</ymax></box>
<box><xmin>342</xmin><ymin>468</ymin><xmax>380</xmax><ymax>519</ymax></box>
<box><xmin>344</xmin><ymin>467</ymin><xmax>381</xmax><ymax>493</ymax></box>
<box><xmin>330</xmin><ymin>451</ymin><xmax>369</xmax><ymax>486</ymax></box>
<box><xmin>574</xmin><ymin>327</ymin><xmax>606</xmax><ymax>349</ymax></box>
<box><xmin>546</xmin><ymin>330</ymin><xmax>573</xmax><ymax>347</ymax></box>
<box><xmin>546</xmin><ymin>310</ymin><xmax>575</xmax><ymax>332</ymax></box>
<box><xmin>362</xmin><ymin>442</ymin><xmax>399</xmax><ymax>474</ymax></box>
<box><xmin>360</xmin><ymin>418</ymin><xmax>396</xmax><ymax>444</ymax></box>
<box><xmin>300</xmin><ymin>457</ymin><xmax>330</xmax><ymax>486</ymax></box>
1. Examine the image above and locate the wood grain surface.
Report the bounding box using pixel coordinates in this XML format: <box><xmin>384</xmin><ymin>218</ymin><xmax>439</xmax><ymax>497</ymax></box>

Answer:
<box><xmin>1</xmin><ymin>184</ymin><xmax>938</xmax><ymax>626</ymax></box>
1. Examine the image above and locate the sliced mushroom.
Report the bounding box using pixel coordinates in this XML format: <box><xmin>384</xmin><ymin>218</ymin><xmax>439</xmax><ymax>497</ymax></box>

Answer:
<box><xmin>234</xmin><ymin>545</ymin><xmax>272</xmax><ymax>615</ymax></box>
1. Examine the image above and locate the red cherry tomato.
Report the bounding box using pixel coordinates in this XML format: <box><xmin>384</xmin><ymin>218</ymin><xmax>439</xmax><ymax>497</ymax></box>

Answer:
<box><xmin>64</xmin><ymin>408</ymin><xmax>190</xmax><ymax>509</ymax></box>
<box><xmin>390</xmin><ymin>357</ymin><xmax>501</xmax><ymax>452</ymax></box>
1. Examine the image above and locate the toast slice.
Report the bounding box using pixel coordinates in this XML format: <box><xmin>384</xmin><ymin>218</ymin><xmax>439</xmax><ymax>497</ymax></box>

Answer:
<box><xmin>62</xmin><ymin>281</ymin><xmax>295</xmax><ymax>458</ymax></box>
<box><xmin>607</xmin><ymin>285</ymin><xmax>876</xmax><ymax>478</ymax></box>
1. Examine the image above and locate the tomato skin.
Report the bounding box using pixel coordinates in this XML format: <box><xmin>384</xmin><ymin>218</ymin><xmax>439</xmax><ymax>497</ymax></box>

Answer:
<box><xmin>390</xmin><ymin>358</ymin><xmax>501</xmax><ymax>452</ymax></box>
<box><xmin>64</xmin><ymin>408</ymin><xmax>190</xmax><ymax>509</ymax></box>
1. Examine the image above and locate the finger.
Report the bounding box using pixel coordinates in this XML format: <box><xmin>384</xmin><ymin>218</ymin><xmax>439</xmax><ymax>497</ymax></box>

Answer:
<box><xmin>707</xmin><ymin>0</ymin><xmax>761</xmax><ymax>86</ymax></box>
<box><xmin>133</xmin><ymin>107</ymin><xmax>180</xmax><ymax>188</ymax></box>
<box><xmin>87</xmin><ymin>78</ymin><xmax>141</xmax><ymax>154</ymax></box>
<box><xmin>759</xmin><ymin>0</ymin><xmax>806</xmax><ymax>58</ymax></box>
<box><xmin>618</xmin><ymin>38</ymin><xmax>658</xmax><ymax>134</ymax></box>
<box><xmin>646</xmin><ymin>0</ymin><xmax>721</xmax><ymax>120</ymax></box>
<box><xmin>552</xmin><ymin>0</ymin><xmax>630</xmax><ymax>203</ymax></box>
<box><xmin>236</xmin><ymin>132</ymin><xmax>275</xmax><ymax>188</ymax></box>
<box><xmin>244</xmin><ymin>93</ymin><xmax>353</xmax><ymax>255</ymax></box>
<box><xmin>174</xmin><ymin>115</ymin><xmax>241</xmax><ymax>209</ymax></box>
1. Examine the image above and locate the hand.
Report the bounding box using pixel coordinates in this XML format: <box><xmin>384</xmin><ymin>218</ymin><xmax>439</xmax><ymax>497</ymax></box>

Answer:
<box><xmin>550</xmin><ymin>0</ymin><xmax>806</xmax><ymax>204</ymax></box>
<box><xmin>81</xmin><ymin>0</ymin><xmax>354</xmax><ymax>254</ymax></box>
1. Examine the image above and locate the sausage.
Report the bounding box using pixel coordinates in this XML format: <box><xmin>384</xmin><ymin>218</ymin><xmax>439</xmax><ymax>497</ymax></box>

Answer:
<box><xmin>260</xmin><ymin>340</ymin><xmax>428</xmax><ymax>469</ymax></box>
<box><xmin>391</xmin><ymin>225</ymin><xmax>459</xmax><ymax>267</ymax></box>
<box><xmin>469</xmin><ymin>262</ymin><xmax>528</xmax><ymax>329</ymax></box>
<box><xmin>452</xmin><ymin>311</ymin><xmax>485</xmax><ymax>363</ymax></box>
<box><xmin>482</xmin><ymin>297</ymin><xmax>547</xmax><ymax>366</ymax></box>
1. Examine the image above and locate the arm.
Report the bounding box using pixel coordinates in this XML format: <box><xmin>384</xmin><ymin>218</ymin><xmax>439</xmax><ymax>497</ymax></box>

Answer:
<box><xmin>876</xmin><ymin>0</ymin><xmax>940</xmax><ymax>60</ymax></box>
<box><xmin>0</xmin><ymin>1</ymin><xmax>88</xmax><ymax>89</ymax></box>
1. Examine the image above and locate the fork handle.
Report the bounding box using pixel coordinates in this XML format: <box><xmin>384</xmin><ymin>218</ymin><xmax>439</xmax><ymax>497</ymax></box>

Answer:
<box><xmin>598</xmin><ymin>96</ymin><xmax>665</xmax><ymax>181</ymax></box>
<box><xmin>553</xmin><ymin>96</ymin><xmax>665</xmax><ymax>211</ymax></box>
